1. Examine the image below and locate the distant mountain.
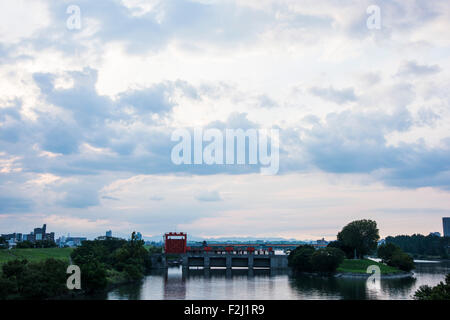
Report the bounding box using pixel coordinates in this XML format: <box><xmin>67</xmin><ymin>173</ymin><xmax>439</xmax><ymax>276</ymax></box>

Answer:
<box><xmin>143</xmin><ymin>234</ymin><xmax>314</xmax><ymax>243</ymax></box>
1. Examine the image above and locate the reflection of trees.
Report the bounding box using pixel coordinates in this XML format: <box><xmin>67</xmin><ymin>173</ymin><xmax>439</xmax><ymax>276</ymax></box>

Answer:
<box><xmin>109</xmin><ymin>280</ymin><xmax>144</xmax><ymax>300</ymax></box>
<box><xmin>380</xmin><ymin>276</ymin><xmax>416</xmax><ymax>298</ymax></box>
<box><xmin>289</xmin><ymin>274</ymin><xmax>369</xmax><ymax>300</ymax></box>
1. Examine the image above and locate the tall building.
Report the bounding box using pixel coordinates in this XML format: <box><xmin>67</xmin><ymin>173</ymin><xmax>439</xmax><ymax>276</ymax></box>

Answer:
<box><xmin>106</xmin><ymin>230</ymin><xmax>112</xmax><ymax>238</ymax></box>
<box><xmin>443</xmin><ymin>217</ymin><xmax>450</xmax><ymax>237</ymax></box>
<box><xmin>24</xmin><ymin>224</ymin><xmax>55</xmax><ymax>243</ymax></box>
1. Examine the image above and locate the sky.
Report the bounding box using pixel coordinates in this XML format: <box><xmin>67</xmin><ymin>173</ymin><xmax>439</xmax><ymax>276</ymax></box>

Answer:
<box><xmin>0</xmin><ymin>0</ymin><xmax>450</xmax><ymax>241</ymax></box>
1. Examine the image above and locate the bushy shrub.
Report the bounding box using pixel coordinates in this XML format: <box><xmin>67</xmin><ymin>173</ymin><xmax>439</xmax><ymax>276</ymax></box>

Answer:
<box><xmin>415</xmin><ymin>274</ymin><xmax>450</xmax><ymax>300</ymax></box>
<box><xmin>288</xmin><ymin>245</ymin><xmax>315</xmax><ymax>272</ymax></box>
<box><xmin>289</xmin><ymin>246</ymin><xmax>346</xmax><ymax>273</ymax></box>
<box><xmin>327</xmin><ymin>240</ymin><xmax>353</xmax><ymax>259</ymax></box>
<box><xmin>71</xmin><ymin>232</ymin><xmax>150</xmax><ymax>291</ymax></box>
<box><xmin>390</xmin><ymin>251</ymin><xmax>414</xmax><ymax>272</ymax></box>
<box><xmin>377</xmin><ymin>243</ymin><xmax>414</xmax><ymax>272</ymax></box>
<box><xmin>377</xmin><ymin>243</ymin><xmax>400</xmax><ymax>262</ymax></box>
<box><xmin>0</xmin><ymin>258</ymin><xmax>69</xmax><ymax>300</ymax></box>
<box><xmin>311</xmin><ymin>247</ymin><xmax>345</xmax><ymax>273</ymax></box>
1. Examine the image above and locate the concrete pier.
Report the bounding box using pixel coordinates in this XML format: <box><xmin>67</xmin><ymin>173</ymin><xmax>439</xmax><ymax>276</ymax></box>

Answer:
<box><xmin>181</xmin><ymin>251</ymin><xmax>288</xmax><ymax>269</ymax></box>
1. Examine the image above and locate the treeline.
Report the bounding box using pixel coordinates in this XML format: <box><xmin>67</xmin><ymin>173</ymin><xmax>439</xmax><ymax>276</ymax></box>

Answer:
<box><xmin>71</xmin><ymin>232</ymin><xmax>152</xmax><ymax>293</ymax></box>
<box><xmin>0</xmin><ymin>259</ymin><xmax>68</xmax><ymax>300</ymax></box>
<box><xmin>0</xmin><ymin>232</ymin><xmax>156</xmax><ymax>299</ymax></box>
<box><xmin>377</xmin><ymin>243</ymin><xmax>414</xmax><ymax>271</ymax></box>
<box><xmin>289</xmin><ymin>219</ymin><xmax>415</xmax><ymax>273</ymax></box>
<box><xmin>0</xmin><ymin>238</ymin><xmax>57</xmax><ymax>249</ymax></box>
<box><xmin>385</xmin><ymin>234</ymin><xmax>449</xmax><ymax>259</ymax></box>
<box><xmin>16</xmin><ymin>240</ymin><xmax>57</xmax><ymax>248</ymax></box>
<box><xmin>288</xmin><ymin>246</ymin><xmax>345</xmax><ymax>273</ymax></box>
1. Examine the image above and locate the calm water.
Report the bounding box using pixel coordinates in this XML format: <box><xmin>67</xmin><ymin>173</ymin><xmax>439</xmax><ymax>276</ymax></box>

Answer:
<box><xmin>107</xmin><ymin>261</ymin><xmax>450</xmax><ymax>300</ymax></box>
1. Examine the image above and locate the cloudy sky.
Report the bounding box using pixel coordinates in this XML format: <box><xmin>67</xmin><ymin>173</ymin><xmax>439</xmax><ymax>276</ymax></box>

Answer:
<box><xmin>1</xmin><ymin>0</ymin><xmax>450</xmax><ymax>240</ymax></box>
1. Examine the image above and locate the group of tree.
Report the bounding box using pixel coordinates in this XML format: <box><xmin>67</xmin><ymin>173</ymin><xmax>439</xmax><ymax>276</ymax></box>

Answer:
<box><xmin>385</xmin><ymin>234</ymin><xmax>449</xmax><ymax>259</ymax></box>
<box><xmin>0</xmin><ymin>236</ymin><xmax>8</xmax><ymax>249</ymax></box>
<box><xmin>289</xmin><ymin>219</ymin><xmax>417</xmax><ymax>274</ymax></box>
<box><xmin>15</xmin><ymin>240</ymin><xmax>57</xmax><ymax>249</ymax></box>
<box><xmin>0</xmin><ymin>232</ymin><xmax>152</xmax><ymax>299</ymax></box>
<box><xmin>414</xmin><ymin>273</ymin><xmax>450</xmax><ymax>300</ymax></box>
<box><xmin>0</xmin><ymin>258</ymin><xmax>69</xmax><ymax>300</ymax></box>
<box><xmin>327</xmin><ymin>219</ymin><xmax>380</xmax><ymax>259</ymax></box>
<box><xmin>377</xmin><ymin>243</ymin><xmax>415</xmax><ymax>272</ymax></box>
<box><xmin>288</xmin><ymin>245</ymin><xmax>345</xmax><ymax>273</ymax></box>
<box><xmin>71</xmin><ymin>231</ymin><xmax>151</xmax><ymax>293</ymax></box>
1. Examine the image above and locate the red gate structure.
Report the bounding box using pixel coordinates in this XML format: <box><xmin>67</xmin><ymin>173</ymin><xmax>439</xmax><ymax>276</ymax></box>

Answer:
<box><xmin>164</xmin><ymin>232</ymin><xmax>187</xmax><ymax>254</ymax></box>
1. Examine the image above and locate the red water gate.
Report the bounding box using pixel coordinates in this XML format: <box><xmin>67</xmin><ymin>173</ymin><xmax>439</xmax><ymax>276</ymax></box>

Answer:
<box><xmin>164</xmin><ymin>232</ymin><xmax>187</xmax><ymax>254</ymax></box>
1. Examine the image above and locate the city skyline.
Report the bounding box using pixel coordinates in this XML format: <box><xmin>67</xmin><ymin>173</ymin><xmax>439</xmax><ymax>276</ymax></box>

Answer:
<box><xmin>1</xmin><ymin>1</ymin><xmax>450</xmax><ymax>240</ymax></box>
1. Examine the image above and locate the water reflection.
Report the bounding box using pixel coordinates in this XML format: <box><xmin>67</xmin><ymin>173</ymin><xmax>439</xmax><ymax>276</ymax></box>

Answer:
<box><xmin>164</xmin><ymin>267</ymin><xmax>186</xmax><ymax>300</ymax></box>
<box><xmin>107</xmin><ymin>261</ymin><xmax>450</xmax><ymax>300</ymax></box>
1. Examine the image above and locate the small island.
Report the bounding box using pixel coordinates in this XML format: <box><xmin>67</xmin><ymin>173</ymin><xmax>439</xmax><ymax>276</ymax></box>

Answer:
<box><xmin>288</xmin><ymin>219</ymin><xmax>414</xmax><ymax>278</ymax></box>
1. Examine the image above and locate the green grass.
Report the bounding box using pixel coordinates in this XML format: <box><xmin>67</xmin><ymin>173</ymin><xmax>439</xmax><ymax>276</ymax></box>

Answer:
<box><xmin>337</xmin><ymin>259</ymin><xmax>402</xmax><ymax>274</ymax></box>
<box><xmin>0</xmin><ymin>248</ymin><xmax>74</xmax><ymax>266</ymax></box>
<box><xmin>0</xmin><ymin>250</ymin><xmax>19</xmax><ymax>265</ymax></box>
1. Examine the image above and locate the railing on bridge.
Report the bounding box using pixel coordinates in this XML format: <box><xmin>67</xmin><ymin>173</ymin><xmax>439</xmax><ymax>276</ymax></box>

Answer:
<box><xmin>186</xmin><ymin>245</ymin><xmax>274</xmax><ymax>255</ymax></box>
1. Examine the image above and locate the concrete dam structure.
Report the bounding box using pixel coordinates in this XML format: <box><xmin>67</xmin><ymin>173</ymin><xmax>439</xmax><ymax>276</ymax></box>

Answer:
<box><xmin>182</xmin><ymin>250</ymin><xmax>288</xmax><ymax>269</ymax></box>
<box><xmin>158</xmin><ymin>232</ymin><xmax>289</xmax><ymax>270</ymax></box>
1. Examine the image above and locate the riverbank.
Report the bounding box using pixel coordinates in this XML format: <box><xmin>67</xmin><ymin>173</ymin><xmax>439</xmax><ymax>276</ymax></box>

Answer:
<box><xmin>334</xmin><ymin>271</ymin><xmax>413</xmax><ymax>278</ymax></box>
<box><xmin>0</xmin><ymin>247</ymin><xmax>73</xmax><ymax>266</ymax></box>
<box><xmin>336</xmin><ymin>259</ymin><xmax>408</xmax><ymax>275</ymax></box>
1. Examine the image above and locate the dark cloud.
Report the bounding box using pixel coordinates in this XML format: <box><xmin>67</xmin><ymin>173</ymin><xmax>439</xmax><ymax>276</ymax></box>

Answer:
<box><xmin>0</xmin><ymin>196</ymin><xmax>33</xmax><ymax>214</ymax></box>
<box><xmin>295</xmin><ymin>108</ymin><xmax>450</xmax><ymax>189</ymax></box>
<box><xmin>396</xmin><ymin>61</ymin><xmax>441</xmax><ymax>77</ymax></box>
<box><xmin>309</xmin><ymin>86</ymin><xmax>357</xmax><ymax>104</ymax></box>
<box><xmin>195</xmin><ymin>190</ymin><xmax>222</xmax><ymax>202</ymax></box>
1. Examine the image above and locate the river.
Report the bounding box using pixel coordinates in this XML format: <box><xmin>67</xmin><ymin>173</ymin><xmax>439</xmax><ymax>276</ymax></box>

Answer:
<box><xmin>106</xmin><ymin>260</ymin><xmax>450</xmax><ymax>300</ymax></box>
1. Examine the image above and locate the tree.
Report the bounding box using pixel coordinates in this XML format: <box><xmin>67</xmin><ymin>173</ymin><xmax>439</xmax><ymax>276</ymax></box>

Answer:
<box><xmin>377</xmin><ymin>243</ymin><xmax>400</xmax><ymax>263</ymax></box>
<box><xmin>337</xmin><ymin>219</ymin><xmax>380</xmax><ymax>259</ymax></box>
<box><xmin>390</xmin><ymin>251</ymin><xmax>414</xmax><ymax>272</ymax></box>
<box><xmin>70</xmin><ymin>232</ymin><xmax>150</xmax><ymax>291</ymax></box>
<box><xmin>377</xmin><ymin>243</ymin><xmax>414</xmax><ymax>272</ymax></box>
<box><xmin>78</xmin><ymin>260</ymin><xmax>108</xmax><ymax>293</ymax></box>
<box><xmin>288</xmin><ymin>245</ymin><xmax>315</xmax><ymax>272</ymax></box>
<box><xmin>0</xmin><ymin>236</ymin><xmax>8</xmax><ymax>249</ymax></box>
<box><xmin>385</xmin><ymin>234</ymin><xmax>449</xmax><ymax>259</ymax></box>
<box><xmin>414</xmin><ymin>274</ymin><xmax>450</xmax><ymax>300</ymax></box>
<box><xmin>0</xmin><ymin>258</ymin><xmax>69</xmax><ymax>300</ymax></box>
<box><xmin>16</xmin><ymin>241</ymin><xmax>34</xmax><ymax>249</ymax></box>
<box><xmin>310</xmin><ymin>247</ymin><xmax>345</xmax><ymax>273</ymax></box>
<box><xmin>113</xmin><ymin>231</ymin><xmax>150</xmax><ymax>280</ymax></box>
<box><xmin>327</xmin><ymin>240</ymin><xmax>353</xmax><ymax>259</ymax></box>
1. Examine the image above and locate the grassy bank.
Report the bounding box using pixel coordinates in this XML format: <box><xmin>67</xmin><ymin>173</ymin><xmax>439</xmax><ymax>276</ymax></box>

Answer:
<box><xmin>337</xmin><ymin>259</ymin><xmax>402</xmax><ymax>274</ymax></box>
<box><xmin>0</xmin><ymin>248</ymin><xmax>73</xmax><ymax>266</ymax></box>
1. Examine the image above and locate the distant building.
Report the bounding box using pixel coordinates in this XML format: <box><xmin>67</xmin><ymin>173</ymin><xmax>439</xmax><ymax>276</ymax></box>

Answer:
<box><xmin>316</xmin><ymin>238</ymin><xmax>328</xmax><ymax>247</ymax></box>
<box><xmin>2</xmin><ymin>224</ymin><xmax>54</xmax><ymax>244</ymax></box>
<box><xmin>135</xmin><ymin>232</ymin><xmax>143</xmax><ymax>241</ymax></box>
<box><xmin>57</xmin><ymin>236</ymin><xmax>86</xmax><ymax>247</ymax></box>
<box><xmin>65</xmin><ymin>237</ymin><xmax>86</xmax><ymax>247</ymax></box>
<box><xmin>1</xmin><ymin>233</ymin><xmax>22</xmax><ymax>243</ymax></box>
<box><xmin>443</xmin><ymin>217</ymin><xmax>450</xmax><ymax>237</ymax></box>
<box><xmin>24</xmin><ymin>224</ymin><xmax>54</xmax><ymax>242</ymax></box>
<box><xmin>97</xmin><ymin>230</ymin><xmax>122</xmax><ymax>241</ymax></box>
